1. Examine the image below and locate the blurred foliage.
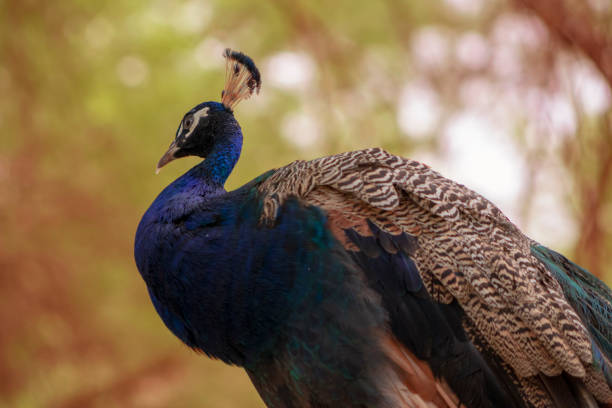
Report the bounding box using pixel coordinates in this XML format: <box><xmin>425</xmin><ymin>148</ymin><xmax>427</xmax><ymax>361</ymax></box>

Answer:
<box><xmin>1</xmin><ymin>0</ymin><xmax>611</xmax><ymax>407</ymax></box>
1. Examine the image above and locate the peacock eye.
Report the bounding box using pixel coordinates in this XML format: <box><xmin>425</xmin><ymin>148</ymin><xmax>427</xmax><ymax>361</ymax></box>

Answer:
<box><xmin>183</xmin><ymin>115</ymin><xmax>194</xmax><ymax>129</ymax></box>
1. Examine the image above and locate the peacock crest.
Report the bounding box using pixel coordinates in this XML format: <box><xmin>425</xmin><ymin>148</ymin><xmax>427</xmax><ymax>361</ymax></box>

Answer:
<box><xmin>221</xmin><ymin>48</ymin><xmax>261</xmax><ymax>110</ymax></box>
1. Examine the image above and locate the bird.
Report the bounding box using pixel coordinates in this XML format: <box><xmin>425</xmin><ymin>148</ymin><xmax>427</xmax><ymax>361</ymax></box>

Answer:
<box><xmin>134</xmin><ymin>49</ymin><xmax>612</xmax><ymax>407</ymax></box>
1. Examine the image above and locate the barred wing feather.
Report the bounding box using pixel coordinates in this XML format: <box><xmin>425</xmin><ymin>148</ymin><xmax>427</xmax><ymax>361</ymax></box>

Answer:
<box><xmin>259</xmin><ymin>148</ymin><xmax>612</xmax><ymax>405</ymax></box>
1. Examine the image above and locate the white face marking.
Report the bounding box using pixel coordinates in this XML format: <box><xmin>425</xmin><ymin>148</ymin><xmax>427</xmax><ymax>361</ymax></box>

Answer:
<box><xmin>184</xmin><ymin>107</ymin><xmax>210</xmax><ymax>139</ymax></box>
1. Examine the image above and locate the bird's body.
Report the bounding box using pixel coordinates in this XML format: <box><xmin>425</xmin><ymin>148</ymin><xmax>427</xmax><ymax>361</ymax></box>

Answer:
<box><xmin>134</xmin><ymin>50</ymin><xmax>612</xmax><ymax>407</ymax></box>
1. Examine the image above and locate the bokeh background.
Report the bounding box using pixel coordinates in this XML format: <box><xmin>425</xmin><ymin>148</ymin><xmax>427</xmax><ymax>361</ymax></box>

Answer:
<box><xmin>2</xmin><ymin>0</ymin><xmax>612</xmax><ymax>406</ymax></box>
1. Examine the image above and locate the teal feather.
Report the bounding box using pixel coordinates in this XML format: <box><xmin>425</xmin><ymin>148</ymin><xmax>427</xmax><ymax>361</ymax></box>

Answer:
<box><xmin>531</xmin><ymin>244</ymin><xmax>612</xmax><ymax>385</ymax></box>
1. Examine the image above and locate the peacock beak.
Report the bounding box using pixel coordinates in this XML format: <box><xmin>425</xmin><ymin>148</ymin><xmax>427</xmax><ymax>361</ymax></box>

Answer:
<box><xmin>156</xmin><ymin>141</ymin><xmax>180</xmax><ymax>174</ymax></box>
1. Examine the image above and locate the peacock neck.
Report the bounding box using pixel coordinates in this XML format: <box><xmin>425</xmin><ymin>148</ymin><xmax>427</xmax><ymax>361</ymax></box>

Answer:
<box><xmin>186</xmin><ymin>127</ymin><xmax>243</xmax><ymax>195</ymax></box>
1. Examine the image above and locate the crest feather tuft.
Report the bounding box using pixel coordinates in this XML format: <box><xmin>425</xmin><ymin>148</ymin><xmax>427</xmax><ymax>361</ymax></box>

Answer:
<box><xmin>221</xmin><ymin>49</ymin><xmax>261</xmax><ymax>110</ymax></box>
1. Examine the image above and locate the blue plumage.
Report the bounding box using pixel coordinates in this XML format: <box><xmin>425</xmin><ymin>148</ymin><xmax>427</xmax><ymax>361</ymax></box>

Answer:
<box><xmin>133</xmin><ymin>97</ymin><xmax>396</xmax><ymax>405</ymax></box>
<box><xmin>135</xmin><ymin>49</ymin><xmax>612</xmax><ymax>407</ymax></box>
<box><xmin>135</xmin><ymin>156</ymin><xmax>395</xmax><ymax>406</ymax></box>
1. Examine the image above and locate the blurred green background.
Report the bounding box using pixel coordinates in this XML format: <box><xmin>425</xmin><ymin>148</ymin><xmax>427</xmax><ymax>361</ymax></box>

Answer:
<box><xmin>2</xmin><ymin>0</ymin><xmax>612</xmax><ymax>406</ymax></box>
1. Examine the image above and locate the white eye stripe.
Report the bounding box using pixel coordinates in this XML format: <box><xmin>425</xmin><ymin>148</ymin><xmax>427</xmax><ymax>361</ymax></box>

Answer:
<box><xmin>184</xmin><ymin>107</ymin><xmax>210</xmax><ymax>137</ymax></box>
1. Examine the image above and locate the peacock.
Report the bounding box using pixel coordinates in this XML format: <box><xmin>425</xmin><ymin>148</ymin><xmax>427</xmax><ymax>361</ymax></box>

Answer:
<box><xmin>134</xmin><ymin>49</ymin><xmax>612</xmax><ymax>407</ymax></box>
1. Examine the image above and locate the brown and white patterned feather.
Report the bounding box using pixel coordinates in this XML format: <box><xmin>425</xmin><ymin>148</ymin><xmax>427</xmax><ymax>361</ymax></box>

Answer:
<box><xmin>258</xmin><ymin>147</ymin><xmax>612</xmax><ymax>404</ymax></box>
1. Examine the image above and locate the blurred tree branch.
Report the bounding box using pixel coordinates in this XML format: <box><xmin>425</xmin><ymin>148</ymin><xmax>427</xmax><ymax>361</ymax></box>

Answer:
<box><xmin>569</xmin><ymin>116</ymin><xmax>612</xmax><ymax>278</ymax></box>
<box><xmin>517</xmin><ymin>0</ymin><xmax>612</xmax><ymax>278</ymax></box>
<box><xmin>516</xmin><ymin>0</ymin><xmax>612</xmax><ymax>88</ymax></box>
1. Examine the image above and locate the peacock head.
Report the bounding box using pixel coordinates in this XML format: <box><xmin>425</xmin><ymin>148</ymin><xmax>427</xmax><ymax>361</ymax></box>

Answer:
<box><xmin>156</xmin><ymin>49</ymin><xmax>261</xmax><ymax>173</ymax></box>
